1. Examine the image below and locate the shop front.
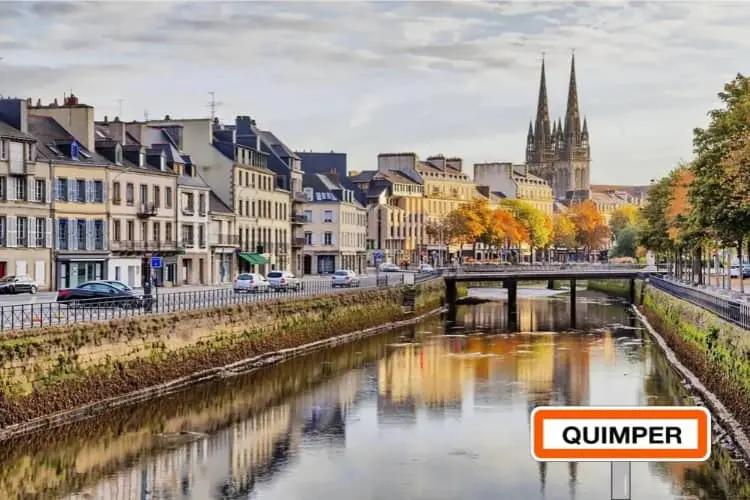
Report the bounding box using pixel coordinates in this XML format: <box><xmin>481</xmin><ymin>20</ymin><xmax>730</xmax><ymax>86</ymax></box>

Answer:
<box><xmin>239</xmin><ymin>252</ymin><xmax>268</xmax><ymax>275</ymax></box>
<box><xmin>55</xmin><ymin>253</ymin><xmax>109</xmax><ymax>289</ymax></box>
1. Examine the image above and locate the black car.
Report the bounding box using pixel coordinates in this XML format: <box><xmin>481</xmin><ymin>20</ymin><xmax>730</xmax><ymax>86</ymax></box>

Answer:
<box><xmin>56</xmin><ymin>281</ymin><xmax>141</xmax><ymax>308</ymax></box>
<box><xmin>0</xmin><ymin>275</ymin><xmax>38</xmax><ymax>294</ymax></box>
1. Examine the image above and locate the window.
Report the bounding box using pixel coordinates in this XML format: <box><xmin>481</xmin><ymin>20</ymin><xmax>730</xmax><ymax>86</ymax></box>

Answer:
<box><xmin>113</xmin><ymin>220</ymin><xmax>121</xmax><ymax>241</ymax></box>
<box><xmin>140</xmin><ymin>184</ymin><xmax>148</xmax><ymax>204</ymax></box>
<box><xmin>35</xmin><ymin>179</ymin><xmax>45</xmax><ymax>203</ymax></box>
<box><xmin>0</xmin><ymin>140</ymin><xmax>6</xmax><ymax>160</ymax></box>
<box><xmin>153</xmin><ymin>221</ymin><xmax>160</xmax><ymax>242</ymax></box>
<box><xmin>198</xmin><ymin>224</ymin><xmax>205</xmax><ymax>247</ymax></box>
<box><xmin>112</xmin><ymin>182</ymin><xmax>121</xmax><ymax>205</ymax></box>
<box><xmin>16</xmin><ymin>216</ymin><xmax>27</xmax><ymax>247</ymax></box>
<box><xmin>165</xmin><ymin>222</ymin><xmax>173</xmax><ymax>242</ymax></box>
<box><xmin>324</xmin><ymin>232</ymin><xmax>332</xmax><ymax>245</ymax></box>
<box><xmin>140</xmin><ymin>221</ymin><xmax>148</xmax><ymax>240</ymax></box>
<box><xmin>0</xmin><ymin>216</ymin><xmax>5</xmax><ymax>246</ymax></box>
<box><xmin>0</xmin><ymin>176</ymin><xmax>5</xmax><ymax>200</ymax></box>
<box><xmin>183</xmin><ymin>192</ymin><xmax>194</xmax><ymax>213</ymax></box>
<box><xmin>93</xmin><ymin>180</ymin><xmax>103</xmax><ymax>203</ymax></box>
<box><xmin>126</xmin><ymin>183</ymin><xmax>134</xmax><ymax>205</ymax></box>
<box><xmin>165</xmin><ymin>186</ymin><xmax>173</xmax><ymax>209</ymax></box>
<box><xmin>304</xmin><ymin>210</ymin><xmax>312</xmax><ymax>223</ymax></box>
<box><xmin>304</xmin><ymin>231</ymin><xmax>312</xmax><ymax>245</ymax></box>
<box><xmin>94</xmin><ymin>220</ymin><xmax>104</xmax><ymax>250</ymax></box>
<box><xmin>153</xmin><ymin>186</ymin><xmax>160</xmax><ymax>208</ymax></box>
<box><xmin>58</xmin><ymin>219</ymin><xmax>68</xmax><ymax>249</ymax></box>
<box><xmin>77</xmin><ymin>219</ymin><xmax>86</xmax><ymax>249</ymax></box>
<box><xmin>126</xmin><ymin>220</ymin><xmax>134</xmax><ymax>241</ymax></box>
<box><xmin>76</xmin><ymin>179</ymin><xmax>86</xmax><ymax>202</ymax></box>
<box><xmin>199</xmin><ymin>193</ymin><xmax>206</xmax><ymax>215</ymax></box>
<box><xmin>182</xmin><ymin>224</ymin><xmax>194</xmax><ymax>246</ymax></box>
<box><xmin>15</xmin><ymin>176</ymin><xmax>26</xmax><ymax>200</ymax></box>
<box><xmin>324</xmin><ymin>210</ymin><xmax>333</xmax><ymax>223</ymax></box>
<box><xmin>35</xmin><ymin>218</ymin><xmax>45</xmax><ymax>246</ymax></box>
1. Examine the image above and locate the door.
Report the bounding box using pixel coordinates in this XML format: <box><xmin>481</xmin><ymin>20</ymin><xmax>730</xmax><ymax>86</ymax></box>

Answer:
<box><xmin>0</xmin><ymin>261</ymin><xmax>6</xmax><ymax>279</ymax></box>
<box><xmin>35</xmin><ymin>260</ymin><xmax>45</xmax><ymax>288</ymax></box>
<box><xmin>303</xmin><ymin>255</ymin><xmax>312</xmax><ymax>275</ymax></box>
<box><xmin>127</xmin><ymin>266</ymin><xmax>136</xmax><ymax>287</ymax></box>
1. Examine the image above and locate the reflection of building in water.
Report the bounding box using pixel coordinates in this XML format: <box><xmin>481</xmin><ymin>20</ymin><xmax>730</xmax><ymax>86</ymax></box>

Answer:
<box><xmin>227</xmin><ymin>404</ymin><xmax>293</xmax><ymax>496</ymax></box>
<box><xmin>377</xmin><ymin>342</ymin><xmax>468</xmax><ymax>419</ymax></box>
<box><xmin>295</xmin><ymin>370</ymin><xmax>362</xmax><ymax>445</ymax></box>
<box><xmin>516</xmin><ymin>339</ymin><xmax>555</xmax><ymax>405</ymax></box>
<box><xmin>553</xmin><ymin>335</ymin><xmax>590</xmax><ymax>406</ymax></box>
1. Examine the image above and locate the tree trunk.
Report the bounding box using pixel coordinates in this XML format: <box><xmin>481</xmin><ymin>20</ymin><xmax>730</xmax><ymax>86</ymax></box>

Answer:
<box><xmin>739</xmin><ymin>239</ymin><xmax>745</xmax><ymax>294</ymax></box>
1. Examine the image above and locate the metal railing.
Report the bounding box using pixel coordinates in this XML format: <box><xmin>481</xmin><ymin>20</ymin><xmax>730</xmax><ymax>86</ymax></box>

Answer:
<box><xmin>0</xmin><ymin>273</ymin><xmax>407</xmax><ymax>333</ymax></box>
<box><xmin>111</xmin><ymin>240</ymin><xmax>178</xmax><ymax>252</ymax></box>
<box><xmin>455</xmin><ymin>263</ymin><xmax>647</xmax><ymax>273</ymax></box>
<box><xmin>648</xmin><ymin>275</ymin><xmax>750</xmax><ymax>330</ymax></box>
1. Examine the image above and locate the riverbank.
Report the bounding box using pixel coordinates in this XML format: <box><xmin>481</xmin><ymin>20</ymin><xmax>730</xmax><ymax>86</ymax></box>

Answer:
<box><xmin>587</xmin><ymin>278</ymin><xmax>642</xmax><ymax>299</ymax></box>
<box><xmin>0</xmin><ymin>279</ymin><xmax>445</xmax><ymax>438</ymax></box>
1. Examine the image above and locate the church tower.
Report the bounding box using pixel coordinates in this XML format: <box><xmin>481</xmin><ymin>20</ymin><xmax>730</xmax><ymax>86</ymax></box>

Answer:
<box><xmin>552</xmin><ymin>53</ymin><xmax>591</xmax><ymax>198</ymax></box>
<box><xmin>526</xmin><ymin>57</ymin><xmax>556</xmax><ymax>189</ymax></box>
<box><xmin>526</xmin><ymin>54</ymin><xmax>591</xmax><ymax>200</ymax></box>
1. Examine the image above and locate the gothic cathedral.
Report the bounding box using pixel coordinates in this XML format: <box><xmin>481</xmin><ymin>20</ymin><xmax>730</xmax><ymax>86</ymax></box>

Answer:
<box><xmin>526</xmin><ymin>54</ymin><xmax>590</xmax><ymax>200</ymax></box>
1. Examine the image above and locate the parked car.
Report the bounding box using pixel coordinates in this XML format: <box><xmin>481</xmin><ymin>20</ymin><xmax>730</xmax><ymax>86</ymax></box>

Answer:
<box><xmin>56</xmin><ymin>281</ymin><xmax>141</xmax><ymax>308</ymax></box>
<box><xmin>0</xmin><ymin>275</ymin><xmax>38</xmax><ymax>294</ymax></box>
<box><xmin>729</xmin><ymin>264</ymin><xmax>750</xmax><ymax>278</ymax></box>
<box><xmin>332</xmin><ymin>270</ymin><xmax>360</xmax><ymax>288</ymax></box>
<box><xmin>233</xmin><ymin>273</ymin><xmax>269</xmax><ymax>293</ymax></box>
<box><xmin>267</xmin><ymin>271</ymin><xmax>302</xmax><ymax>291</ymax></box>
<box><xmin>379</xmin><ymin>262</ymin><xmax>400</xmax><ymax>272</ymax></box>
<box><xmin>418</xmin><ymin>263</ymin><xmax>435</xmax><ymax>273</ymax></box>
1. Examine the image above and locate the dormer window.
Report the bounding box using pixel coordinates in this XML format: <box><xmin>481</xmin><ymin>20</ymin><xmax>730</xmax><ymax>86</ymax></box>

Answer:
<box><xmin>303</xmin><ymin>187</ymin><xmax>313</xmax><ymax>201</ymax></box>
<box><xmin>26</xmin><ymin>143</ymin><xmax>35</xmax><ymax>162</ymax></box>
<box><xmin>114</xmin><ymin>144</ymin><xmax>123</xmax><ymax>166</ymax></box>
<box><xmin>160</xmin><ymin>155</ymin><xmax>166</xmax><ymax>171</ymax></box>
<box><xmin>70</xmin><ymin>141</ymin><xmax>80</xmax><ymax>161</ymax></box>
<box><xmin>139</xmin><ymin>150</ymin><xmax>145</xmax><ymax>167</ymax></box>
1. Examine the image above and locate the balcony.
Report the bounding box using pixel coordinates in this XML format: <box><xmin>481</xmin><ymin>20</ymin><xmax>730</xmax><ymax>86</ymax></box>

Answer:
<box><xmin>292</xmin><ymin>236</ymin><xmax>306</xmax><ymax>248</ymax></box>
<box><xmin>137</xmin><ymin>202</ymin><xmax>158</xmax><ymax>218</ymax></box>
<box><xmin>291</xmin><ymin>214</ymin><xmax>307</xmax><ymax>225</ymax></box>
<box><xmin>182</xmin><ymin>237</ymin><xmax>195</xmax><ymax>248</ymax></box>
<box><xmin>110</xmin><ymin>240</ymin><xmax>179</xmax><ymax>252</ymax></box>
<box><xmin>210</xmin><ymin>234</ymin><xmax>239</xmax><ymax>246</ymax></box>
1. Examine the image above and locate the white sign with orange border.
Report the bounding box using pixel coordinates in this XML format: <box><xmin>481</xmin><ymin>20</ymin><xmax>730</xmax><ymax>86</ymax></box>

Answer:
<box><xmin>531</xmin><ymin>406</ymin><xmax>711</xmax><ymax>462</ymax></box>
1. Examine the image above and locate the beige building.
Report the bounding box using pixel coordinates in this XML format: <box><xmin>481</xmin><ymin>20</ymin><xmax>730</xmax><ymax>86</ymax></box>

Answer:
<box><xmin>208</xmin><ymin>193</ymin><xmax>237</xmax><ymax>284</ymax></box>
<box><xmin>301</xmin><ymin>173</ymin><xmax>367</xmax><ymax>274</ymax></box>
<box><xmin>0</xmin><ymin>99</ymin><xmax>53</xmax><ymax>289</ymax></box>
<box><xmin>473</xmin><ymin>162</ymin><xmax>554</xmax><ymax>216</ymax></box>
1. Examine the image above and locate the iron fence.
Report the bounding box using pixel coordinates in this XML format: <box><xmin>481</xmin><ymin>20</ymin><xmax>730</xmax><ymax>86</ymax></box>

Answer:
<box><xmin>649</xmin><ymin>275</ymin><xmax>750</xmax><ymax>330</ymax></box>
<box><xmin>0</xmin><ymin>273</ymin><xmax>407</xmax><ymax>333</ymax></box>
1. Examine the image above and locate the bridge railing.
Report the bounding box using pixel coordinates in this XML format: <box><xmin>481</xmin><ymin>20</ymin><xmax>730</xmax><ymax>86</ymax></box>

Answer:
<box><xmin>648</xmin><ymin>275</ymin><xmax>750</xmax><ymax>330</ymax></box>
<box><xmin>442</xmin><ymin>263</ymin><xmax>647</xmax><ymax>274</ymax></box>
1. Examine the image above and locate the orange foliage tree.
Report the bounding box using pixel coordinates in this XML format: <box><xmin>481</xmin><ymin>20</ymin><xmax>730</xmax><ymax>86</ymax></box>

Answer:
<box><xmin>568</xmin><ymin>200</ymin><xmax>610</xmax><ymax>254</ymax></box>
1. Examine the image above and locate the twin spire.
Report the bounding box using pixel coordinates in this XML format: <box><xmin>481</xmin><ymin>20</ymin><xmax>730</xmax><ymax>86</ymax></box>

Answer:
<box><xmin>527</xmin><ymin>53</ymin><xmax>588</xmax><ymax>149</ymax></box>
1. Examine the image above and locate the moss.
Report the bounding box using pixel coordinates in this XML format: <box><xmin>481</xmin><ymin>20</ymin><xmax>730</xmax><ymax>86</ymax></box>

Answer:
<box><xmin>587</xmin><ymin>279</ymin><xmax>643</xmax><ymax>300</ymax></box>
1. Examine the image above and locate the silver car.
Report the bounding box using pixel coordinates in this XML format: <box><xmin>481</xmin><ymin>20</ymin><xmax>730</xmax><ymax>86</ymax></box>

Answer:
<box><xmin>267</xmin><ymin>271</ymin><xmax>302</xmax><ymax>291</ymax></box>
<box><xmin>0</xmin><ymin>275</ymin><xmax>38</xmax><ymax>294</ymax></box>
<box><xmin>234</xmin><ymin>273</ymin><xmax>269</xmax><ymax>293</ymax></box>
<box><xmin>332</xmin><ymin>270</ymin><xmax>360</xmax><ymax>288</ymax></box>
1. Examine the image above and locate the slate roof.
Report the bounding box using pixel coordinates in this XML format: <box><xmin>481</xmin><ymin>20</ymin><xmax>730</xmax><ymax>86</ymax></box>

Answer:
<box><xmin>28</xmin><ymin>115</ymin><xmax>110</xmax><ymax>164</ymax></box>
<box><xmin>302</xmin><ymin>173</ymin><xmax>365</xmax><ymax>208</ymax></box>
<box><xmin>349</xmin><ymin>170</ymin><xmax>377</xmax><ymax>183</ymax></box>
<box><xmin>258</xmin><ymin>130</ymin><xmax>300</xmax><ymax>160</ymax></box>
<box><xmin>0</xmin><ymin>121</ymin><xmax>35</xmax><ymax>141</ymax></box>
<box><xmin>209</xmin><ymin>191</ymin><xmax>233</xmax><ymax>214</ymax></box>
<box><xmin>178</xmin><ymin>172</ymin><xmax>210</xmax><ymax>189</ymax></box>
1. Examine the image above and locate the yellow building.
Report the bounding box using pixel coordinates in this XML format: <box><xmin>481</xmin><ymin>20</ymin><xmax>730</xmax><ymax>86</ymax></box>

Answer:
<box><xmin>474</xmin><ymin>162</ymin><xmax>553</xmax><ymax>216</ymax></box>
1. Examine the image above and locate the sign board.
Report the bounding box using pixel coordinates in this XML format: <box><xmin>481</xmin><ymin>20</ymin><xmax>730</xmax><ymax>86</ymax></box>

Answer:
<box><xmin>150</xmin><ymin>256</ymin><xmax>163</xmax><ymax>269</ymax></box>
<box><xmin>403</xmin><ymin>272</ymin><xmax>415</xmax><ymax>285</ymax></box>
<box><xmin>373</xmin><ymin>250</ymin><xmax>385</xmax><ymax>263</ymax></box>
<box><xmin>531</xmin><ymin>407</ymin><xmax>710</xmax><ymax>462</ymax></box>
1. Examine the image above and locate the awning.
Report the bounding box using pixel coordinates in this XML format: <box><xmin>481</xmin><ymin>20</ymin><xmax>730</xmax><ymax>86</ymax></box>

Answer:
<box><xmin>239</xmin><ymin>252</ymin><xmax>268</xmax><ymax>265</ymax></box>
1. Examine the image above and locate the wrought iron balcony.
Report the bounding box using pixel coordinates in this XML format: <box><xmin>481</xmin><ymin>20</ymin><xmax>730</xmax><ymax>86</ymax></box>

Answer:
<box><xmin>137</xmin><ymin>202</ymin><xmax>157</xmax><ymax>217</ymax></box>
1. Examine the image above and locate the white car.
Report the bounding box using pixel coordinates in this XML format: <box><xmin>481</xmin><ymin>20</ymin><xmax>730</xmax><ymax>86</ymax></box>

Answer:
<box><xmin>267</xmin><ymin>271</ymin><xmax>302</xmax><ymax>291</ymax></box>
<box><xmin>418</xmin><ymin>263</ymin><xmax>435</xmax><ymax>273</ymax></box>
<box><xmin>378</xmin><ymin>262</ymin><xmax>400</xmax><ymax>272</ymax></box>
<box><xmin>332</xmin><ymin>270</ymin><xmax>360</xmax><ymax>288</ymax></box>
<box><xmin>234</xmin><ymin>273</ymin><xmax>269</xmax><ymax>293</ymax></box>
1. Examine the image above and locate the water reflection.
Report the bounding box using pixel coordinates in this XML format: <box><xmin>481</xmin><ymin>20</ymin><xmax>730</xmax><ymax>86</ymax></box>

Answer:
<box><xmin>0</xmin><ymin>290</ymin><xmax>748</xmax><ymax>499</ymax></box>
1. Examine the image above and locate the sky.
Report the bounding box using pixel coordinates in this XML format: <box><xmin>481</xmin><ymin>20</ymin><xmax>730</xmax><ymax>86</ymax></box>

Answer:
<box><xmin>0</xmin><ymin>1</ymin><xmax>747</xmax><ymax>185</ymax></box>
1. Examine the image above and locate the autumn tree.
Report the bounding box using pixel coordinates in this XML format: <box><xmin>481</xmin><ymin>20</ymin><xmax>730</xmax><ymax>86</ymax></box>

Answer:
<box><xmin>609</xmin><ymin>204</ymin><xmax>639</xmax><ymax>238</ymax></box>
<box><xmin>482</xmin><ymin>208</ymin><xmax>528</xmax><ymax>260</ymax></box>
<box><xmin>500</xmin><ymin>200</ymin><xmax>551</xmax><ymax>262</ymax></box>
<box><xmin>568</xmin><ymin>200</ymin><xmax>610</xmax><ymax>257</ymax></box>
<box><xmin>552</xmin><ymin>213</ymin><xmax>577</xmax><ymax>249</ymax></box>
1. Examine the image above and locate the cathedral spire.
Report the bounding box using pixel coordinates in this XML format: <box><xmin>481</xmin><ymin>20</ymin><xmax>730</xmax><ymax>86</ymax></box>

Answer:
<box><xmin>582</xmin><ymin>116</ymin><xmax>589</xmax><ymax>138</ymax></box>
<box><xmin>564</xmin><ymin>52</ymin><xmax>581</xmax><ymax>140</ymax></box>
<box><xmin>534</xmin><ymin>55</ymin><xmax>551</xmax><ymax>143</ymax></box>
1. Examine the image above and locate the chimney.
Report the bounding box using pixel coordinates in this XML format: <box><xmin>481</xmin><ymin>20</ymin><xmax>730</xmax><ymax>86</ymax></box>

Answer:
<box><xmin>0</xmin><ymin>98</ymin><xmax>29</xmax><ymax>133</ymax></box>
<box><xmin>428</xmin><ymin>154</ymin><xmax>446</xmax><ymax>171</ymax></box>
<box><xmin>446</xmin><ymin>157</ymin><xmax>462</xmax><ymax>172</ymax></box>
<box><xmin>29</xmin><ymin>94</ymin><xmax>95</xmax><ymax>151</ymax></box>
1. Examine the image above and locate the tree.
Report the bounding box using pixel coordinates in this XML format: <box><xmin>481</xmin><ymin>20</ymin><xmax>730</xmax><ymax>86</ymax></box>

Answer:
<box><xmin>482</xmin><ymin>208</ymin><xmax>528</xmax><ymax>255</ymax></box>
<box><xmin>552</xmin><ymin>213</ymin><xmax>577</xmax><ymax>249</ymax></box>
<box><xmin>609</xmin><ymin>204</ymin><xmax>639</xmax><ymax>238</ymax></box>
<box><xmin>500</xmin><ymin>200</ymin><xmax>551</xmax><ymax>261</ymax></box>
<box><xmin>610</xmin><ymin>225</ymin><xmax>638</xmax><ymax>258</ymax></box>
<box><xmin>568</xmin><ymin>200</ymin><xmax>610</xmax><ymax>256</ymax></box>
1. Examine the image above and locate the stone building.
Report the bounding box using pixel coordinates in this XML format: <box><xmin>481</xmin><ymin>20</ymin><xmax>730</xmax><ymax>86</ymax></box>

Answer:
<box><xmin>473</xmin><ymin>162</ymin><xmax>554</xmax><ymax>216</ymax></box>
<box><xmin>526</xmin><ymin>55</ymin><xmax>591</xmax><ymax>200</ymax></box>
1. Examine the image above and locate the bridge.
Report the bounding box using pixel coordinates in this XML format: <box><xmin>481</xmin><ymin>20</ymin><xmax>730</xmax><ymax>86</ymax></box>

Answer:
<box><xmin>443</xmin><ymin>267</ymin><xmax>650</xmax><ymax>330</ymax></box>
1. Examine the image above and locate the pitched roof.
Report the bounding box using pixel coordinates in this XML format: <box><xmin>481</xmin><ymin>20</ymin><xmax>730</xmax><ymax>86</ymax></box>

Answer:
<box><xmin>349</xmin><ymin>170</ymin><xmax>377</xmax><ymax>183</ymax></box>
<box><xmin>258</xmin><ymin>130</ymin><xmax>300</xmax><ymax>160</ymax></box>
<box><xmin>209</xmin><ymin>191</ymin><xmax>233</xmax><ymax>213</ymax></box>
<box><xmin>28</xmin><ymin>115</ymin><xmax>110</xmax><ymax>164</ymax></box>
<box><xmin>0</xmin><ymin>121</ymin><xmax>35</xmax><ymax>141</ymax></box>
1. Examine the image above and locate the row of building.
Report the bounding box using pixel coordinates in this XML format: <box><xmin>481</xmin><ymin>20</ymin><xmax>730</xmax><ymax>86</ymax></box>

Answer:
<box><xmin>0</xmin><ymin>56</ymin><xmax>648</xmax><ymax>290</ymax></box>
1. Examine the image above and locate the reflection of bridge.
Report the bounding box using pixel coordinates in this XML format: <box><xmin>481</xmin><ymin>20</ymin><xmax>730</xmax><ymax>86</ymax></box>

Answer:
<box><xmin>443</xmin><ymin>267</ymin><xmax>650</xmax><ymax>330</ymax></box>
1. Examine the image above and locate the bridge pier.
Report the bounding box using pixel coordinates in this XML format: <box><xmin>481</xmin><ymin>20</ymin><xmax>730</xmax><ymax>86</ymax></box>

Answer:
<box><xmin>629</xmin><ymin>278</ymin><xmax>636</xmax><ymax>305</ymax></box>
<box><xmin>505</xmin><ymin>279</ymin><xmax>518</xmax><ymax>331</ymax></box>
<box><xmin>570</xmin><ymin>279</ymin><xmax>577</xmax><ymax>329</ymax></box>
<box><xmin>446</xmin><ymin>279</ymin><xmax>457</xmax><ymax>305</ymax></box>
<box><xmin>547</xmin><ymin>279</ymin><xmax>555</xmax><ymax>290</ymax></box>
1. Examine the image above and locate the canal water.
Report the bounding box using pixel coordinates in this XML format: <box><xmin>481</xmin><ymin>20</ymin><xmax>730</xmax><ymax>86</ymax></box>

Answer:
<box><xmin>1</xmin><ymin>289</ymin><xmax>749</xmax><ymax>499</ymax></box>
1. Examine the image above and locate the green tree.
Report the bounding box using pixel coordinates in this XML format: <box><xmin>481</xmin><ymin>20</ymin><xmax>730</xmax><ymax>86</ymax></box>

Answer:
<box><xmin>610</xmin><ymin>225</ymin><xmax>638</xmax><ymax>258</ymax></box>
<box><xmin>552</xmin><ymin>213</ymin><xmax>577</xmax><ymax>249</ymax></box>
<box><xmin>609</xmin><ymin>204</ymin><xmax>639</xmax><ymax>238</ymax></box>
<box><xmin>501</xmin><ymin>200</ymin><xmax>551</xmax><ymax>262</ymax></box>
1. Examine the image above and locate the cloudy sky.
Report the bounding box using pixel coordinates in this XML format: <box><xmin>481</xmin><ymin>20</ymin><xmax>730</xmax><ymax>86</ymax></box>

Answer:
<box><xmin>0</xmin><ymin>1</ymin><xmax>746</xmax><ymax>184</ymax></box>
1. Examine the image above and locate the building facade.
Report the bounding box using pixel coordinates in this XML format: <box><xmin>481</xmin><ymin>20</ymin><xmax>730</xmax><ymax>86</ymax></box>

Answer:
<box><xmin>0</xmin><ymin>99</ymin><xmax>53</xmax><ymax>289</ymax></box>
<box><xmin>473</xmin><ymin>162</ymin><xmax>554</xmax><ymax>216</ymax></box>
<box><xmin>526</xmin><ymin>55</ymin><xmax>591</xmax><ymax>200</ymax></box>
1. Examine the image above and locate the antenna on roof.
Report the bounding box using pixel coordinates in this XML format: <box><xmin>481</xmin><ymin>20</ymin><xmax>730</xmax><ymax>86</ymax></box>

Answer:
<box><xmin>208</xmin><ymin>91</ymin><xmax>223</xmax><ymax>121</ymax></box>
<box><xmin>116</xmin><ymin>99</ymin><xmax>124</xmax><ymax>119</ymax></box>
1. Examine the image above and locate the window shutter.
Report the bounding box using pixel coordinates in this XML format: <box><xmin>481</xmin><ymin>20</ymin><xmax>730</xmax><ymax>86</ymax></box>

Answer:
<box><xmin>7</xmin><ymin>216</ymin><xmax>17</xmax><ymax>248</ymax></box>
<box><xmin>6</xmin><ymin>177</ymin><xmax>15</xmax><ymax>201</ymax></box>
<box><xmin>85</xmin><ymin>180</ymin><xmax>92</xmax><ymax>203</ymax></box>
<box><xmin>45</xmin><ymin>179</ymin><xmax>50</xmax><ymax>203</ymax></box>
<box><xmin>87</xmin><ymin>220</ymin><xmax>94</xmax><ymax>250</ymax></box>
<box><xmin>45</xmin><ymin>217</ymin><xmax>52</xmax><ymax>248</ymax></box>
<box><xmin>67</xmin><ymin>180</ymin><xmax>75</xmax><ymax>202</ymax></box>
<box><xmin>101</xmin><ymin>220</ymin><xmax>107</xmax><ymax>250</ymax></box>
<box><xmin>25</xmin><ymin>177</ymin><xmax>32</xmax><ymax>202</ymax></box>
<box><xmin>331</xmin><ymin>233</ymin><xmax>336</xmax><ymax>246</ymax></box>
<box><xmin>102</xmin><ymin>181</ymin><xmax>108</xmax><ymax>203</ymax></box>
<box><xmin>27</xmin><ymin>218</ymin><xmax>36</xmax><ymax>248</ymax></box>
<box><xmin>54</xmin><ymin>178</ymin><xmax>60</xmax><ymax>201</ymax></box>
<box><xmin>69</xmin><ymin>220</ymin><xmax>77</xmax><ymax>250</ymax></box>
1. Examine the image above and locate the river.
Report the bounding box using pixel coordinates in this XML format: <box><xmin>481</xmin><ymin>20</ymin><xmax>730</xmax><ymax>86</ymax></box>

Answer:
<box><xmin>1</xmin><ymin>288</ymin><xmax>749</xmax><ymax>499</ymax></box>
